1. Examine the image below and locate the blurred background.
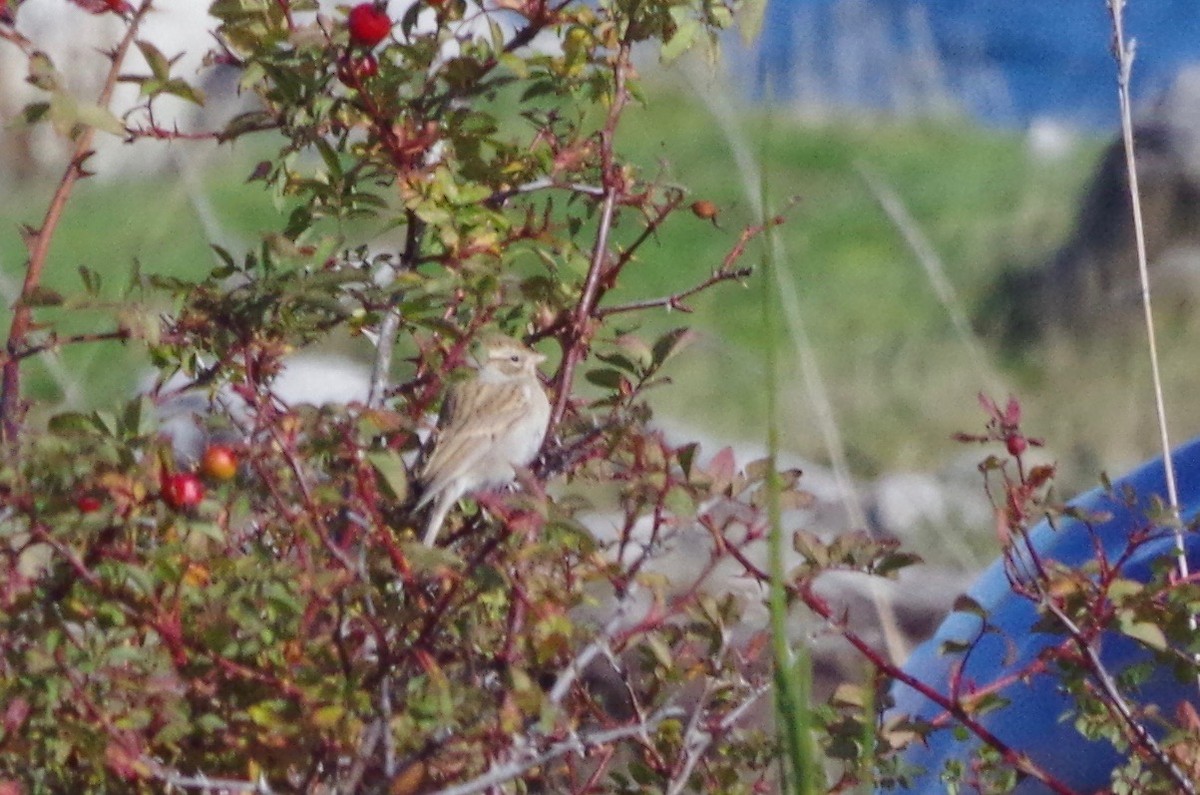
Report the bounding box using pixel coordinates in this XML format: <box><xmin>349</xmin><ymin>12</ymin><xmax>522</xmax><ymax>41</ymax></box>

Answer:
<box><xmin>5</xmin><ymin>0</ymin><xmax>1200</xmax><ymax>570</ymax></box>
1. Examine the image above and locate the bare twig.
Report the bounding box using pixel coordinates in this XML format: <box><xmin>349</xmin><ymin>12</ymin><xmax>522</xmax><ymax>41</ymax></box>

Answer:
<box><xmin>145</xmin><ymin>760</ymin><xmax>274</xmax><ymax>793</ymax></box>
<box><xmin>1106</xmin><ymin>0</ymin><xmax>1197</xmax><ymax>687</ymax></box>
<box><xmin>594</xmin><ymin>215</ymin><xmax>777</xmax><ymax>318</ymax></box>
<box><xmin>547</xmin><ymin>585</ymin><xmax>641</xmax><ymax>705</ymax></box>
<box><xmin>664</xmin><ymin>684</ymin><xmax>770</xmax><ymax>795</ymax></box>
<box><xmin>0</xmin><ymin>24</ymin><xmax>34</xmax><ymax>56</ymax></box>
<box><xmin>426</xmin><ymin>707</ymin><xmax>684</xmax><ymax>795</ymax></box>
<box><xmin>367</xmin><ymin>212</ymin><xmax>423</xmax><ymax>408</ymax></box>
<box><xmin>548</xmin><ymin>41</ymin><xmax>633</xmax><ymax>432</ymax></box>
<box><xmin>484</xmin><ymin>178</ymin><xmax>607</xmax><ymax>205</ymax></box>
<box><xmin>1</xmin><ymin>329</ymin><xmax>133</xmax><ymax>365</ymax></box>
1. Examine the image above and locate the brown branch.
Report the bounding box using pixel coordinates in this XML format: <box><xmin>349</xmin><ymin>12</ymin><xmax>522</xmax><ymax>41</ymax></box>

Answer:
<box><xmin>704</xmin><ymin>514</ymin><xmax>1077</xmax><ymax>793</ymax></box>
<box><xmin>0</xmin><ymin>24</ymin><xmax>34</xmax><ymax>55</ymax></box>
<box><xmin>594</xmin><ymin>265</ymin><xmax>751</xmax><ymax>317</ymax></box>
<box><xmin>0</xmin><ymin>0</ymin><xmax>153</xmax><ymax>445</ymax></box>
<box><xmin>548</xmin><ymin>41</ymin><xmax>633</xmax><ymax>434</ymax></box>
<box><xmin>0</xmin><ymin>328</ymin><xmax>132</xmax><ymax>366</ymax></box>
<box><xmin>796</xmin><ymin>581</ymin><xmax>1080</xmax><ymax>795</ymax></box>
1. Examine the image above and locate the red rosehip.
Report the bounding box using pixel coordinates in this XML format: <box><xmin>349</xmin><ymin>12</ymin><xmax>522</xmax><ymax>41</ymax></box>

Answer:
<box><xmin>347</xmin><ymin>3</ymin><xmax>391</xmax><ymax>48</ymax></box>
<box><xmin>162</xmin><ymin>472</ymin><xmax>205</xmax><ymax>511</ymax></box>
<box><xmin>76</xmin><ymin>495</ymin><xmax>103</xmax><ymax>513</ymax></box>
<box><xmin>1005</xmin><ymin>433</ymin><xmax>1028</xmax><ymax>457</ymax></box>
<box><xmin>337</xmin><ymin>53</ymin><xmax>379</xmax><ymax>86</ymax></box>
<box><xmin>200</xmin><ymin>444</ymin><xmax>238</xmax><ymax>482</ymax></box>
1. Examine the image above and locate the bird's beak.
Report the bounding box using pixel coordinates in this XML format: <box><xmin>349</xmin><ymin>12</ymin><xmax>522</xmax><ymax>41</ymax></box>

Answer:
<box><xmin>531</xmin><ymin>350</ymin><xmax>547</xmax><ymax>365</ymax></box>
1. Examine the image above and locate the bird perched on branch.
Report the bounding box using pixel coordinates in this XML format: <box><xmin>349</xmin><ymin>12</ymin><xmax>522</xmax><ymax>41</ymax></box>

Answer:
<box><xmin>415</xmin><ymin>335</ymin><xmax>551</xmax><ymax>546</ymax></box>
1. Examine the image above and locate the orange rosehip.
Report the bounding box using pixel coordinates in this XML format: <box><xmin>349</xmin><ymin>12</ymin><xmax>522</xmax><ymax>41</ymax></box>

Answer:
<box><xmin>200</xmin><ymin>444</ymin><xmax>238</xmax><ymax>481</ymax></box>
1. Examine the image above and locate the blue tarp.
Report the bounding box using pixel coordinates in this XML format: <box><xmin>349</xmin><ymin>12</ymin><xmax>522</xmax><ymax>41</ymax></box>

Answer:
<box><xmin>749</xmin><ymin>0</ymin><xmax>1200</xmax><ymax>126</ymax></box>
<box><xmin>888</xmin><ymin>436</ymin><xmax>1200</xmax><ymax>793</ymax></box>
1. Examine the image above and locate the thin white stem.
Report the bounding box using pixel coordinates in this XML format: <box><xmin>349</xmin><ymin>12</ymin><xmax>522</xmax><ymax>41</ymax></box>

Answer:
<box><xmin>685</xmin><ymin>62</ymin><xmax>908</xmax><ymax>664</ymax></box>
<box><xmin>547</xmin><ymin>586</ymin><xmax>638</xmax><ymax>705</ymax></box>
<box><xmin>145</xmin><ymin>761</ymin><xmax>274</xmax><ymax>793</ymax></box>
<box><xmin>1106</xmin><ymin>0</ymin><xmax>1194</xmax><ymax>643</ymax></box>
<box><xmin>664</xmin><ymin>684</ymin><xmax>770</xmax><ymax>795</ymax></box>
<box><xmin>367</xmin><ymin>307</ymin><xmax>401</xmax><ymax>409</ymax></box>
<box><xmin>1044</xmin><ymin>600</ymin><xmax>1195</xmax><ymax>793</ymax></box>
<box><xmin>426</xmin><ymin>707</ymin><xmax>683</xmax><ymax>795</ymax></box>
<box><xmin>855</xmin><ymin>161</ymin><xmax>1007</xmax><ymax>398</ymax></box>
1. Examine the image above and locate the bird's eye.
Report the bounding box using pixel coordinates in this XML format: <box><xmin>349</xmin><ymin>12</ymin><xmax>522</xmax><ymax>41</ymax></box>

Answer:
<box><xmin>509</xmin><ymin>354</ymin><xmax>520</xmax><ymax>363</ymax></box>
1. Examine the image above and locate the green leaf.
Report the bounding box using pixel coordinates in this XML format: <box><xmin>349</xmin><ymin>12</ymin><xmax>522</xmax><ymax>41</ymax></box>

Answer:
<box><xmin>162</xmin><ymin>78</ymin><xmax>206</xmax><ymax>106</ymax></box>
<box><xmin>661</xmin><ymin>17</ymin><xmax>699</xmax><ymax>63</ymax></box>
<box><xmin>678</xmin><ymin>442</ymin><xmax>699</xmax><ymax>478</ymax></box>
<box><xmin>367</xmin><ymin>449</ymin><xmax>410</xmax><ymax>502</ymax></box>
<box><xmin>26</xmin><ymin>52</ymin><xmax>59</xmax><ymax>91</ymax></box>
<box><xmin>47</xmin><ymin>412</ymin><xmax>94</xmax><ymax>435</ymax></box>
<box><xmin>73</xmin><ymin>102</ymin><xmax>128</xmax><ymax>137</ymax></box>
<box><xmin>652</xmin><ymin>327</ymin><xmax>695</xmax><ymax>366</ymax></box>
<box><xmin>873</xmin><ymin>550</ymin><xmax>922</xmax><ymax>578</ymax></box>
<box><xmin>136</xmin><ymin>40</ymin><xmax>172</xmax><ymax>81</ymax></box>
<box><xmin>1116</xmin><ymin>612</ymin><xmax>1168</xmax><ymax>652</ymax></box>
<box><xmin>16</xmin><ymin>101</ymin><xmax>51</xmax><ymax>127</ymax></box>
<box><xmin>739</xmin><ymin>0</ymin><xmax>768</xmax><ymax>43</ymax></box>
<box><xmin>585</xmin><ymin>367</ymin><xmax>624</xmax><ymax>390</ymax></box>
<box><xmin>952</xmin><ymin>594</ymin><xmax>988</xmax><ymax>619</ymax></box>
<box><xmin>188</xmin><ymin>521</ymin><xmax>226</xmax><ymax>544</ymax></box>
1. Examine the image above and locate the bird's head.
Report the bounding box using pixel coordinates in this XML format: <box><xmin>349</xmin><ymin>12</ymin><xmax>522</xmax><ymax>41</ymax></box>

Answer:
<box><xmin>475</xmin><ymin>335</ymin><xmax>546</xmax><ymax>377</ymax></box>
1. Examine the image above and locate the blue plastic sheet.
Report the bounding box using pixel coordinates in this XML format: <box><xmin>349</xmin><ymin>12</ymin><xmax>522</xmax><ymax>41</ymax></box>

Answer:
<box><xmin>888</xmin><ymin>436</ymin><xmax>1200</xmax><ymax>793</ymax></box>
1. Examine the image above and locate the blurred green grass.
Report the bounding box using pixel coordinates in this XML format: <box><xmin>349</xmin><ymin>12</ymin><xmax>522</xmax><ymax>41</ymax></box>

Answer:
<box><xmin>11</xmin><ymin>75</ymin><xmax>1187</xmax><ymax>492</ymax></box>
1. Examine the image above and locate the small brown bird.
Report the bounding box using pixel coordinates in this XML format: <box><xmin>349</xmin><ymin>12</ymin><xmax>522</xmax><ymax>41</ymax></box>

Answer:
<box><xmin>415</xmin><ymin>336</ymin><xmax>551</xmax><ymax>546</ymax></box>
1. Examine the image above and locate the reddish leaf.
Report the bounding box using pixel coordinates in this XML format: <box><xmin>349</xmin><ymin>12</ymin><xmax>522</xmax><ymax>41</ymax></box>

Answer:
<box><xmin>1003</xmin><ymin>395</ymin><xmax>1022</xmax><ymax>426</ymax></box>
<box><xmin>70</xmin><ymin>0</ymin><xmax>131</xmax><ymax>14</ymax></box>
<box><xmin>977</xmin><ymin>392</ymin><xmax>998</xmax><ymax>417</ymax></box>
<box><xmin>104</xmin><ymin>741</ymin><xmax>144</xmax><ymax>781</ymax></box>
<box><xmin>2</xmin><ymin>698</ymin><xmax>28</xmax><ymax>734</ymax></box>
<box><xmin>707</xmin><ymin>446</ymin><xmax>737</xmax><ymax>494</ymax></box>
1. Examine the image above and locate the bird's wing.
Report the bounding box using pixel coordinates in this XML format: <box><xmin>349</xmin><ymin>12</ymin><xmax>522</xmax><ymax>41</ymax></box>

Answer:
<box><xmin>417</xmin><ymin>379</ymin><xmax>529</xmax><ymax>500</ymax></box>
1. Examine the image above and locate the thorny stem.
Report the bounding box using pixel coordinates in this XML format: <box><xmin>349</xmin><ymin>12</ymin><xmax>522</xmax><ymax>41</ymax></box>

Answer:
<box><xmin>714</xmin><ymin>529</ymin><xmax>1077</xmax><ymax>794</ymax></box>
<box><xmin>1043</xmin><ymin>599</ymin><xmax>1196</xmax><ymax>793</ymax></box>
<box><xmin>0</xmin><ymin>0</ymin><xmax>154</xmax><ymax>445</ymax></box>
<box><xmin>549</xmin><ymin>41</ymin><xmax>633</xmax><ymax>433</ymax></box>
<box><xmin>0</xmin><ymin>328</ymin><xmax>133</xmax><ymax>366</ymax></box>
<box><xmin>797</xmin><ymin>582</ymin><xmax>1079</xmax><ymax>795</ymax></box>
<box><xmin>596</xmin><ymin>215</ymin><xmax>778</xmax><ymax>318</ymax></box>
<box><xmin>551</xmin><ymin>187</ymin><xmax>619</xmax><ymax>429</ymax></box>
